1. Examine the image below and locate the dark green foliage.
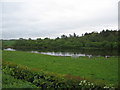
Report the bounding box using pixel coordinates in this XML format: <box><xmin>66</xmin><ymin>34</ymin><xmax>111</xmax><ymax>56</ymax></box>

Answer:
<box><xmin>2</xmin><ymin>40</ymin><xmax>16</xmax><ymax>49</ymax></box>
<box><xmin>2</xmin><ymin>73</ymin><xmax>37</xmax><ymax>88</ymax></box>
<box><xmin>8</xmin><ymin>30</ymin><xmax>118</xmax><ymax>51</ymax></box>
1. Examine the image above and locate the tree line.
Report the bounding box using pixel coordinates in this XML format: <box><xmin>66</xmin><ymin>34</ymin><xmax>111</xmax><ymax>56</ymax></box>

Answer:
<box><xmin>2</xmin><ymin>29</ymin><xmax>119</xmax><ymax>51</ymax></box>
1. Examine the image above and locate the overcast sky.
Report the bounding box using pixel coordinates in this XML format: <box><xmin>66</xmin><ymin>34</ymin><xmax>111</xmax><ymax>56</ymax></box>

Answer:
<box><xmin>1</xmin><ymin>0</ymin><xmax>119</xmax><ymax>39</ymax></box>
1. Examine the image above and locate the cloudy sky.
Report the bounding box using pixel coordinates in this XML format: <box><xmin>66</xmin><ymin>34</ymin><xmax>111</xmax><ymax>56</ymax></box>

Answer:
<box><xmin>1</xmin><ymin>0</ymin><xmax>119</xmax><ymax>39</ymax></box>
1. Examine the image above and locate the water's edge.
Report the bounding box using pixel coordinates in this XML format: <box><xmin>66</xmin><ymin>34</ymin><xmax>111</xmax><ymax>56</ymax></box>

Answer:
<box><xmin>4</xmin><ymin>48</ymin><xmax>117</xmax><ymax>58</ymax></box>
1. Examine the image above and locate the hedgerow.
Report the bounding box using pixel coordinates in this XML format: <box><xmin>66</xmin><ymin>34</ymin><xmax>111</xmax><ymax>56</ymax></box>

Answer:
<box><xmin>2</xmin><ymin>61</ymin><xmax>117</xmax><ymax>89</ymax></box>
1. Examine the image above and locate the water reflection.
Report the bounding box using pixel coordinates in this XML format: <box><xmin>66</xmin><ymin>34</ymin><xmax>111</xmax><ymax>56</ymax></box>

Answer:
<box><xmin>40</xmin><ymin>52</ymin><xmax>86</xmax><ymax>57</ymax></box>
<box><xmin>31</xmin><ymin>51</ymin><xmax>111</xmax><ymax>58</ymax></box>
<box><xmin>4</xmin><ymin>48</ymin><xmax>118</xmax><ymax>57</ymax></box>
<box><xmin>4</xmin><ymin>48</ymin><xmax>16</xmax><ymax>51</ymax></box>
<box><xmin>31</xmin><ymin>50</ymin><xmax>117</xmax><ymax>58</ymax></box>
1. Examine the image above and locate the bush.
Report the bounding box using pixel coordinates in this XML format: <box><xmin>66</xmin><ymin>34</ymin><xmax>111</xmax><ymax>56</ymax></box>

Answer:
<box><xmin>2</xmin><ymin>73</ymin><xmax>37</xmax><ymax>88</ymax></box>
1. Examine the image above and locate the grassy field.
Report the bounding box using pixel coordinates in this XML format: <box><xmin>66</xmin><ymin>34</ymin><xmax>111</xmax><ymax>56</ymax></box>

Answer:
<box><xmin>2</xmin><ymin>50</ymin><xmax>118</xmax><ymax>85</ymax></box>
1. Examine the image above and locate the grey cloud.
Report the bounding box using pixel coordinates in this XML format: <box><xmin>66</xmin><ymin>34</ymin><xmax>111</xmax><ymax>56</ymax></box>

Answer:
<box><xmin>1</xmin><ymin>0</ymin><xmax>118</xmax><ymax>39</ymax></box>
<box><xmin>2</xmin><ymin>2</ymin><xmax>23</xmax><ymax>14</ymax></box>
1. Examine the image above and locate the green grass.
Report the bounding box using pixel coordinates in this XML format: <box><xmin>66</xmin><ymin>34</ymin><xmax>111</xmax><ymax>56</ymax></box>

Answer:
<box><xmin>2</xmin><ymin>50</ymin><xmax>118</xmax><ymax>85</ymax></box>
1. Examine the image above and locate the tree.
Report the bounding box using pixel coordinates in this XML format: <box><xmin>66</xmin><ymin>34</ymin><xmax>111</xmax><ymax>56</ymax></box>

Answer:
<box><xmin>84</xmin><ymin>32</ymin><xmax>89</xmax><ymax>36</ymax></box>
<box><xmin>61</xmin><ymin>35</ymin><xmax>67</xmax><ymax>39</ymax></box>
<box><xmin>73</xmin><ymin>33</ymin><xmax>77</xmax><ymax>37</ymax></box>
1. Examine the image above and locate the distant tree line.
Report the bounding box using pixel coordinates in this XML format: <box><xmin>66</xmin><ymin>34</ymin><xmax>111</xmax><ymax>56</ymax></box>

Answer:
<box><xmin>2</xmin><ymin>30</ymin><xmax>119</xmax><ymax>51</ymax></box>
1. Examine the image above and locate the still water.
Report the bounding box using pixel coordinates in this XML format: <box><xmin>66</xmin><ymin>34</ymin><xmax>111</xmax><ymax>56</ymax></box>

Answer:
<box><xmin>4</xmin><ymin>48</ymin><xmax>16</xmax><ymax>51</ymax></box>
<box><xmin>31</xmin><ymin>51</ymin><xmax>87</xmax><ymax>57</ymax></box>
<box><xmin>4</xmin><ymin>48</ymin><xmax>118</xmax><ymax>57</ymax></box>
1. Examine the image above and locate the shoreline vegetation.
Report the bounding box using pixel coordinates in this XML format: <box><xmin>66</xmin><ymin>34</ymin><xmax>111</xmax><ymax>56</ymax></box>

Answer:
<box><xmin>2</xmin><ymin>30</ymin><xmax>119</xmax><ymax>50</ymax></box>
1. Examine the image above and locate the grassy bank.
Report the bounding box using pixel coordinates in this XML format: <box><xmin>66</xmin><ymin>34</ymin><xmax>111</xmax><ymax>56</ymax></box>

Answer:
<box><xmin>2</xmin><ymin>50</ymin><xmax>118</xmax><ymax>85</ymax></box>
<box><xmin>2</xmin><ymin>61</ymin><xmax>106</xmax><ymax>89</ymax></box>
